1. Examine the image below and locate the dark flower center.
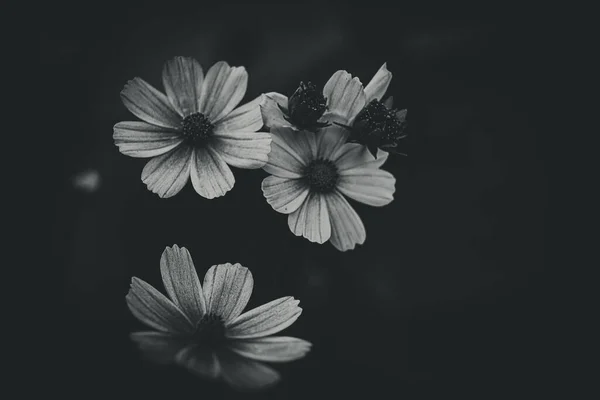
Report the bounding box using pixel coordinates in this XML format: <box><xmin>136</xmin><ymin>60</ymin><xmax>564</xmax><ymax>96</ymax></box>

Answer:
<box><xmin>181</xmin><ymin>112</ymin><xmax>214</xmax><ymax>145</ymax></box>
<box><xmin>193</xmin><ymin>314</ymin><xmax>226</xmax><ymax>347</ymax></box>
<box><xmin>304</xmin><ymin>159</ymin><xmax>339</xmax><ymax>193</ymax></box>
<box><xmin>281</xmin><ymin>81</ymin><xmax>330</xmax><ymax>132</ymax></box>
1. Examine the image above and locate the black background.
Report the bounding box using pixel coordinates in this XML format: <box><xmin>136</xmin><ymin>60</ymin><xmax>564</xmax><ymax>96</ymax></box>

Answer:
<box><xmin>47</xmin><ymin>3</ymin><xmax>550</xmax><ymax>398</ymax></box>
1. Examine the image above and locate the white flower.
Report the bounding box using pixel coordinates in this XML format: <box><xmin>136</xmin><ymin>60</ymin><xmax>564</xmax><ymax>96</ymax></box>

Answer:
<box><xmin>127</xmin><ymin>245</ymin><xmax>310</xmax><ymax>390</ymax></box>
<box><xmin>260</xmin><ymin>63</ymin><xmax>392</xmax><ymax>131</ymax></box>
<box><xmin>113</xmin><ymin>57</ymin><xmax>272</xmax><ymax>199</ymax></box>
<box><xmin>261</xmin><ymin>125</ymin><xmax>396</xmax><ymax>251</ymax></box>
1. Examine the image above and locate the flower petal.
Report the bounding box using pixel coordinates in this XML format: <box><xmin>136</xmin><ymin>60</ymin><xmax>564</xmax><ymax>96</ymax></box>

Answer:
<box><xmin>175</xmin><ymin>345</ymin><xmax>221</xmax><ymax>380</ymax></box>
<box><xmin>190</xmin><ymin>147</ymin><xmax>235</xmax><ymax>199</ymax></box>
<box><xmin>213</xmin><ymin>95</ymin><xmax>264</xmax><ymax>132</ymax></box>
<box><xmin>120</xmin><ymin>77</ymin><xmax>182</xmax><ymax>128</ymax></box>
<box><xmin>141</xmin><ymin>145</ymin><xmax>193</xmax><ymax>198</ymax></box>
<box><xmin>325</xmin><ymin>191</ymin><xmax>366</xmax><ymax>251</ymax></box>
<box><xmin>316</xmin><ymin>125</ymin><xmax>350</xmax><ymax>160</ymax></box>
<box><xmin>364</xmin><ymin>62</ymin><xmax>392</xmax><ymax>103</ymax></box>
<box><xmin>262</xmin><ymin>127</ymin><xmax>316</xmax><ymax>179</ymax></box>
<box><xmin>261</xmin><ymin>175</ymin><xmax>309</xmax><ymax>214</ymax></box>
<box><xmin>226</xmin><ymin>296</ymin><xmax>302</xmax><ymax>339</ymax></box>
<box><xmin>211</xmin><ymin>131</ymin><xmax>272</xmax><ymax>169</ymax></box>
<box><xmin>288</xmin><ymin>193</ymin><xmax>331</xmax><ymax>244</ymax></box>
<box><xmin>113</xmin><ymin>121</ymin><xmax>183</xmax><ymax>158</ymax></box>
<box><xmin>217</xmin><ymin>349</ymin><xmax>280</xmax><ymax>390</ymax></box>
<box><xmin>322</xmin><ymin>70</ymin><xmax>366</xmax><ymax>124</ymax></box>
<box><xmin>202</xmin><ymin>263</ymin><xmax>254</xmax><ymax>322</ymax></box>
<box><xmin>228</xmin><ymin>336</ymin><xmax>312</xmax><ymax>363</ymax></box>
<box><xmin>162</xmin><ymin>56</ymin><xmax>204</xmax><ymax>117</ymax></box>
<box><xmin>259</xmin><ymin>92</ymin><xmax>292</xmax><ymax>129</ymax></box>
<box><xmin>333</xmin><ymin>142</ymin><xmax>389</xmax><ymax>171</ymax></box>
<box><xmin>130</xmin><ymin>331</ymin><xmax>187</xmax><ymax>364</ymax></box>
<box><xmin>337</xmin><ymin>167</ymin><xmax>396</xmax><ymax>206</ymax></box>
<box><xmin>126</xmin><ymin>277</ymin><xmax>194</xmax><ymax>334</ymax></box>
<box><xmin>200</xmin><ymin>61</ymin><xmax>248</xmax><ymax>122</ymax></box>
<box><xmin>160</xmin><ymin>245</ymin><xmax>206</xmax><ymax>324</ymax></box>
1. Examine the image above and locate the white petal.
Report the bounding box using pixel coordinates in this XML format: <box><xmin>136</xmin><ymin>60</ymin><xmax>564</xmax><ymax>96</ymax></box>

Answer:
<box><xmin>190</xmin><ymin>147</ymin><xmax>235</xmax><ymax>199</ymax></box>
<box><xmin>316</xmin><ymin>125</ymin><xmax>350</xmax><ymax>161</ymax></box>
<box><xmin>213</xmin><ymin>95</ymin><xmax>264</xmax><ymax>132</ymax></box>
<box><xmin>176</xmin><ymin>345</ymin><xmax>221</xmax><ymax>380</ymax></box>
<box><xmin>226</xmin><ymin>296</ymin><xmax>302</xmax><ymax>339</ymax></box>
<box><xmin>218</xmin><ymin>349</ymin><xmax>280</xmax><ymax>390</ymax></box>
<box><xmin>120</xmin><ymin>77</ymin><xmax>182</xmax><ymax>128</ymax></box>
<box><xmin>322</xmin><ymin>70</ymin><xmax>366</xmax><ymax>124</ymax></box>
<box><xmin>288</xmin><ymin>193</ymin><xmax>331</xmax><ymax>244</ymax></box>
<box><xmin>262</xmin><ymin>127</ymin><xmax>316</xmax><ymax>179</ymax></box>
<box><xmin>211</xmin><ymin>131</ymin><xmax>272</xmax><ymax>169</ymax></box>
<box><xmin>333</xmin><ymin>142</ymin><xmax>389</xmax><ymax>171</ymax></box>
<box><xmin>113</xmin><ymin>121</ymin><xmax>183</xmax><ymax>158</ymax></box>
<box><xmin>338</xmin><ymin>167</ymin><xmax>396</xmax><ymax>206</ymax></box>
<box><xmin>200</xmin><ymin>61</ymin><xmax>248</xmax><ymax>122</ymax></box>
<box><xmin>259</xmin><ymin>92</ymin><xmax>292</xmax><ymax>129</ymax></box>
<box><xmin>261</xmin><ymin>175</ymin><xmax>309</xmax><ymax>214</ymax></box>
<box><xmin>228</xmin><ymin>336</ymin><xmax>312</xmax><ymax>363</ymax></box>
<box><xmin>126</xmin><ymin>277</ymin><xmax>194</xmax><ymax>334</ymax></box>
<box><xmin>162</xmin><ymin>56</ymin><xmax>204</xmax><ymax>117</ymax></box>
<box><xmin>130</xmin><ymin>331</ymin><xmax>187</xmax><ymax>364</ymax></box>
<box><xmin>325</xmin><ymin>191</ymin><xmax>366</xmax><ymax>251</ymax></box>
<box><xmin>364</xmin><ymin>62</ymin><xmax>392</xmax><ymax>103</ymax></box>
<box><xmin>160</xmin><ymin>245</ymin><xmax>206</xmax><ymax>324</ymax></box>
<box><xmin>202</xmin><ymin>263</ymin><xmax>254</xmax><ymax>323</ymax></box>
<box><xmin>141</xmin><ymin>145</ymin><xmax>193</xmax><ymax>198</ymax></box>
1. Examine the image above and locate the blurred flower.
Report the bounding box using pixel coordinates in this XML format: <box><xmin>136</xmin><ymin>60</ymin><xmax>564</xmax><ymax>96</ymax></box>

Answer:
<box><xmin>72</xmin><ymin>169</ymin><xmax>101</xmax><ymax>193</ymax></box>
<box><xmin>261</xmin><ymin>126</ymin><xmax>396</xmax><ymax>251</ymax></box>
<box><xmin>127</xmin><ymin>245</ymin><xmax>310</xmax><ymax>390</ymax></box>
<box><xmin>114</xmin><ymin>57</ymin><xmax>271</xmax><ymax>199</ymax></box>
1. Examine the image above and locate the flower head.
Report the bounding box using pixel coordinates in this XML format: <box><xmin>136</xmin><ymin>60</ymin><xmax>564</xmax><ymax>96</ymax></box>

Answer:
<box><xmin>261</xmin><ymin>126</ymin><xmax>396</xmax><ymax>251</ymax></box>
<box><xmin>113</xmin><ymin>57</ymin><xmax>272</xmax><ymax>199</ymax></box>
<box><xmin>126</xmin><ymin>245</ymin><xmax>310</xmax><ymax>390</ymax></box>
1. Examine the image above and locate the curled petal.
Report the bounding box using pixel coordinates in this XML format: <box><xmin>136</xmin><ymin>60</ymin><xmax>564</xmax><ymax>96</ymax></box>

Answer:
<box><xmin>190</xmin><ymin>147</ymin><xmax>235</xmax><ymax>199</ymax></box>
<box><xmin>141</xmin><ymin>145</ymin><xmax>193</xmax><ymax>198</ymax></box>
<box><xmin>322</xmin><ymin>70</ymin><xmax>366</xmax><ymax>124</ymax></box>
<box><xmin>364</xmin><ymin>62</ymin><xmax>392</xmax><ymax>103</ymax></box>
<box><xmin>120</xmin><ymin>77</ymin><xmax>181</xmax><ymax>128</ymax></box>
<box><xmin>162</xmin><ymin>56</ymin><xmax>204</xmax><ymax>116</ymax></box>
<box><xmin>259</xmin><ymin>92</ymin><xmax>292</xmax><ymax>129</ymax></box>
<box><xmin>113</xmin><ymin>121</ymin><xmax>183</xmax><ymax>158</ymax></box>
<box><xmin>226</xmin><ymin>296</ymin><xmax>302</xmax><ymax>339</ymax></box>
<box><xmin>261</xmin><ymin>175</ymin><xmax>309</xmax><ymax>214</ymax></box>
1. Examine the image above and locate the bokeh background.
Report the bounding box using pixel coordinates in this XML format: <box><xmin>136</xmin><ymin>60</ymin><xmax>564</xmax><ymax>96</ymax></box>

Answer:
<box><xmin>48</xmin><ymin>4</ymin><xmax>549</xmax><ymax>398</ymax></box>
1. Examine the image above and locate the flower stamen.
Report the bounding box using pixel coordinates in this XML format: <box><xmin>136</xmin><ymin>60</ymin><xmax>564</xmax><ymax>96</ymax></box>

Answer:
<box><xmin>303</xmin><ymin>159</ymin><xmax>339</xmax><ymax>193</ymax></box>
<box><xmin>181</xmin><ymin>112</ymin><xmax>214</xmax><ymax>145</ymax></box>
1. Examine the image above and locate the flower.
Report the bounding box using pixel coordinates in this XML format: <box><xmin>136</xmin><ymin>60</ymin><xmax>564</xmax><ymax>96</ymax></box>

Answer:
<box><xmin>127</xmin><ymin>245</ymin><xmax>310</xmax><ymax>390</ymax></box>
<box><xmin>260</xmin><ymin>62</ymin><xmax>393</xmax><ymax>133</ymax></box>
<box><xmin>261</xmin><ymin>125</ymin><xmax>396</xmax><ymax>251</ymax></box>
<box><xmin>113</xmin><ymin>57</ymin><xmax>272</xmax><ymax>199</ymax></box>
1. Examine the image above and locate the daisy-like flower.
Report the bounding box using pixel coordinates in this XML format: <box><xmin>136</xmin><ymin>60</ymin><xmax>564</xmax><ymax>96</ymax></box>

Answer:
<box><xmin>260</xmin><ymin>63</ymin><xmax>393</xmax><ymax>133</ymax></box>
<box><xmin>113</xmin><ymin>57</ymin><xmax>271</xmax><ymax>199</ymax></box>
<box><xmin>261</xmin><ymin>125</ymin><xmax>396</xmax><ymax>251</ymax></box>
<box><xmin>127</xmin><ymin>245</ymin><xmax>310</xmax><ymax>390</ymax></box>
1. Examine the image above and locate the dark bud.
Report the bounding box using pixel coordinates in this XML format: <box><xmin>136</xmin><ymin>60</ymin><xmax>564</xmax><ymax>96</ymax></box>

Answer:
<box><xmin>280</xmin><ymin>81</ymin><xmax>330</xmax><ymax>132</ymax></box>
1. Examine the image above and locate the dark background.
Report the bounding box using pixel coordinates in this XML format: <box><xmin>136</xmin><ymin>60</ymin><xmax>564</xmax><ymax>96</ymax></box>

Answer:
<box><xmin>47</xmin><ymin>3</ymin><xmax>550</xmax><ymax>398</ymax></box>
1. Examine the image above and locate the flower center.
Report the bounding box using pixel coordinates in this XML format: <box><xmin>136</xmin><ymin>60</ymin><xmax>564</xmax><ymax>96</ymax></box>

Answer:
<box><xmin>193</xmin><ymin>314</ymin><xmax>226</xmax><ymax>347</ymax></box>
<box><xmin>283</xmin><ymin>81</ymin><xmax>329</xmax><ymax>131</ymax></box>
<box><xmin>352</xmin><ymin>99</ymin><xmax>405</xmax><ymax>145</ymax></box>
<box><xmin>181</xmin><ymin>112</ymin><xmax>214</xmax><ymax>145</ymax></box>
<box><xmin>304</xmin><ymin>159</ymin><xmax>339</xmax><ymax>193</ymax></box>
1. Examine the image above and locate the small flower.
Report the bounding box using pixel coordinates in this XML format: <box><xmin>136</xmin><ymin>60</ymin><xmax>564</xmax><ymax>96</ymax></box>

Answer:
<box><xmin>113</xmin><ymin>57</ymin><xmax>272</xmax><ymax>199</ymax></box>
<box><xmin>261</xmin><ymin>126</ymin><xmax>396</xmax><ymax>251</ymax></box>
<box><xmin>127</xmin><ymin>245</ymin><xmax>310</xmax><ymax>390</ymax></box>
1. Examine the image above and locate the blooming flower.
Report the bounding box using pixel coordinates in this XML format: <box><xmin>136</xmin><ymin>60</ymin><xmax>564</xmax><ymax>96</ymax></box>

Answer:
<box><xmin>127</xmin><ymin>245</ymin><xmax>310</xmax><ymax>390</ymax></box>
<box><xmin>261</xmin><ymin>124</ymin><xmax>396</xmax><ymax>251</ymax></box>
<box><xmin>260</xmin><ymin>63</ymin><xmax>393</xmax><ymax>132</ymax></box>
<box><xmin>113</xmin><ymin>57</ymin><xmax>271</xmax><ymax>199</ymax></box>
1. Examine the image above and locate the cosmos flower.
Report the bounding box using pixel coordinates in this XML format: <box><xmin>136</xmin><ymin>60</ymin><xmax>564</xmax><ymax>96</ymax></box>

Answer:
<box><xmin>259</xmin><ymin>63</ymin><xmax>393</xmax><ymax>133</ymax></box>
<box><xmin>127</xmin><ymin>245</ymin><xmax>310</xmax><ymax>390</ymax></box>
<box><xmin>113</xmin><ymin>57</ymin><xmax>271</xmax><ymax>199</ymax></box>
<box><xmin>261</xmin><ymin>126</ymin><xmax>396</xmax><ymax>251</ymax></box>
